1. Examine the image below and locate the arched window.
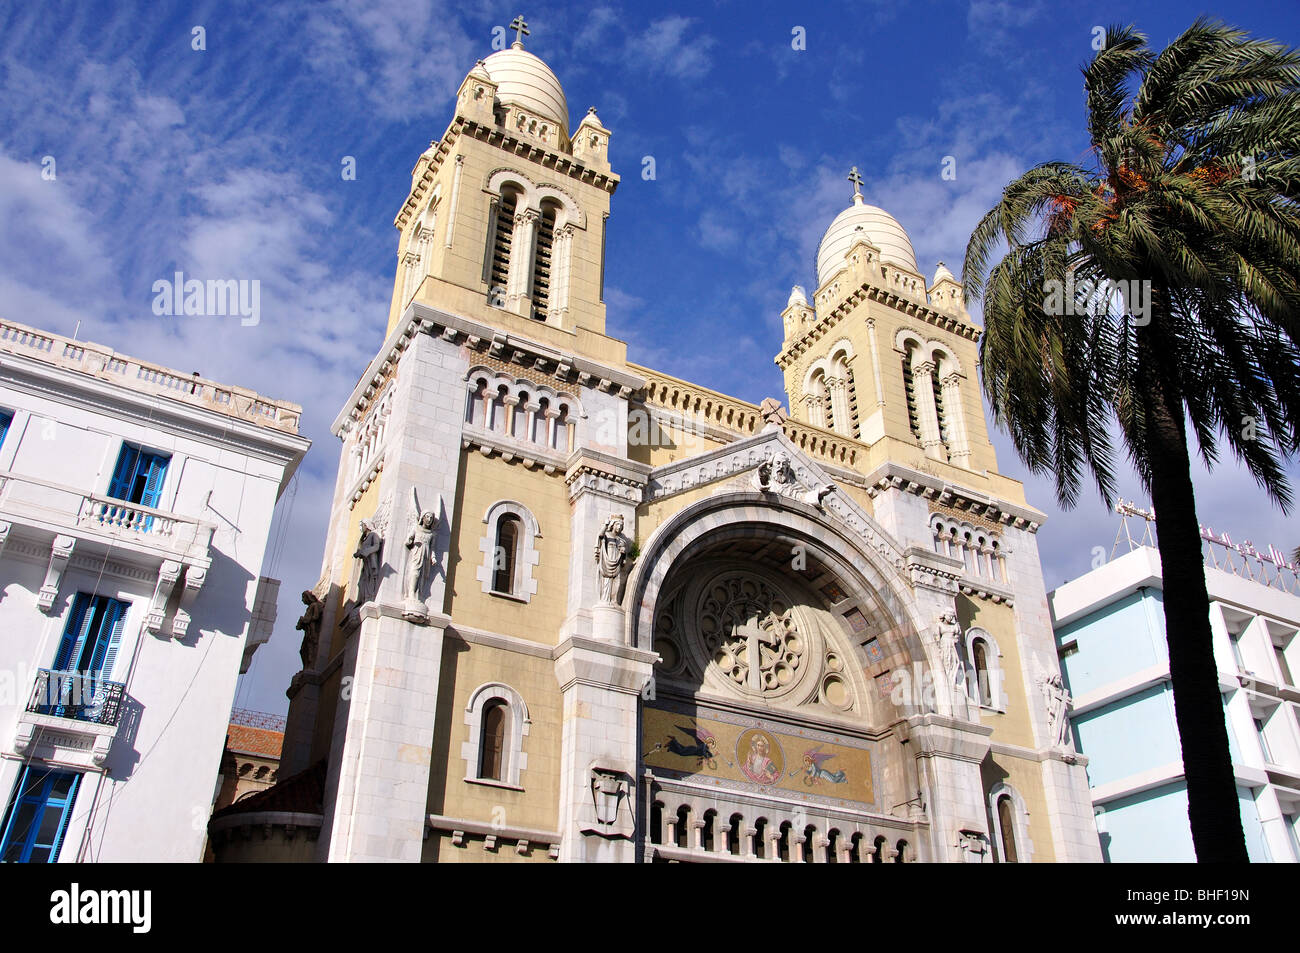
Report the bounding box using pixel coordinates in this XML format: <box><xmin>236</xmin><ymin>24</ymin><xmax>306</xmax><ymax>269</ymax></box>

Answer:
<box><xmin>965</xmin><ymin>627</ymin><xmax>1006</xmax><ymax>711</ymax></box>
<box><xmin>973</xmin><ymin>637</ymin><xmax>992</xmax><ymax>707</ymax></box>
<box><xmin>701</xmin><ymin>809</ymin><xmax>717</xmax><ymax>852</ymax></box>
<box><xmin>894</xmin><ymin>838</ymin><xmax>908</xmax><ymax>863</ymax></box>
<box><xmin>753</xmin><ymin>818</ymin><xmax>768</xmax><ymax>859</ymax></box>
<box><xmin>778</xmin><ymin>821</ymin><xmax>792</xmax><ymax>862</ymax></box>
<box><xmin>872</xmin><ymin>835</ymin><xmax>887</xmax><ymax>863</ymax></box>
<box><xmin>827</xmin><ymin>828</ymin><xmax>841</xmax><ymax>864</ymax></box>
<box><xmin>650</xmin><ymin>801</ymin><xmax>664</xmax><ymax>845</ymax></box>
<box><xmin>675</xmin><ymin>806</ymin><xmax>690</xmax><ymax>849</ymax></box>
<box><xmin>531</xmin><ymin>202</ymin><xmax>558</xmax><ymax>320</ymax></box>
<box><xmin>462</xmin><ymin>683</ymin><xmax>530</xmax><ymax>787</ymax></box>
<box><xmin>989</xmin><ymin>783</ymin><xmax>1033</xmax><ymax>862</ymax></box>
<box><xmin>493</xmin><ymin>514</ymin><xmax>520</xmax><ymax>594</ymax></box>
<box><xmin>803</xmin><ymin>825</ymin><xmax>817</xmax><ymax>863</ymax></box>
<box><xmin>478</xmin><ymin>700</ymin><xmax>507</xmax><ymax>780</ymax></box>
<box><xmin>477</xmin><ymin>501</ymin><xmax>541</xmax><ymax>602</ymax></box>
<box><xmin>997</xmin><ymin>795</ymin><xmax>1019</xmax><ymax>862</ymax></box>
<box><xmin>728</xmin><ymin>814</ymin><xmax>743</xmax><ymax>856</ymax></box>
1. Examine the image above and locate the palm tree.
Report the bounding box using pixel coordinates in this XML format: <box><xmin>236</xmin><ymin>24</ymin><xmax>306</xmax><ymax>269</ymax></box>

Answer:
<box><xmin>963</xmin><ymin>18</ymin><xmax>1300</xmax><ymax>863</ymax></box>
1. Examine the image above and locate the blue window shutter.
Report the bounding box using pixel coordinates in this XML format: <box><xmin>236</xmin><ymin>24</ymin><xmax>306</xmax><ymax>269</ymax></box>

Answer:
<box><xmin>108</xmin><ymin>444</ymin><xmax>139</xmax><ymax>500</ymax></box>
<box><xmin>90</xmin><ymin>598</ymin><xmax>129</xmax><ymax>678</ymax></box>
<box><xmin>45</xmin><ymin>773</ymin><xmax>81</xmax><ymax>862</ymax></box>
<box><xmin>53</xmin><ymin>593</ymin><xmax>93</xmax><ymax>671</ymax></box>
<box><xmin>140</xmin><ymin>453</ymin><xmax>169</xmax><ymax>509</ymax></box>
<box><xmin>0</xmin><ymin>411</ymin><xmax>12</xmax><ymax>449</ymax></box>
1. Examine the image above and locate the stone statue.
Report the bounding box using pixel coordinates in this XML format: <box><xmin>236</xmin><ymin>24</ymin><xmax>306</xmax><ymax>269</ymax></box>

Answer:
<box><xmin>1041</xmin><ymin>672</ymin><xmax>1073</xmax><ymax>748</ymax></box>
<box><xmin>295</xmin><ymin>590</ymin><xmax>323</xmax><ymax>669</ymax></box>
<box><xmin>354</xmin><ymin>519</ymin><xmax>383</xmax><ymax>604</ymax></box>
<box><xmin>594</xmin><ymin>514</ymin><xmax>629</xmax><ymax>605</ymax></box>
<box><xmin>403</xmin><ymin>488</ymin><xmax>439</xmax><ymax>620</ymax></box>
<box><xmin>753</xmin><ymin>450</ymin><xmax>796</xmax><ymax>493</ymax></box>
<box><xmin>934</xmin><ymin>611</ymin><xmax>964</xmax><ymax>692</ymax></box>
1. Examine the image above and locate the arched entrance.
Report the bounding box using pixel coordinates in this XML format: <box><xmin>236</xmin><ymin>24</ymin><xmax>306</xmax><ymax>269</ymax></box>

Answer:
<box><xmin>627</xmin><ymin>491</ymin><xmax>937</xmax><ymax>862</ymax></box>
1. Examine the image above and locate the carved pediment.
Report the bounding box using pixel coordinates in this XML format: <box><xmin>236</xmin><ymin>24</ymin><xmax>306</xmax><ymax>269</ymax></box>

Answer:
<box><xmin>646</xmin><ymin>431</ymin><xmax>906</xmax><ymax>573</ymax></box>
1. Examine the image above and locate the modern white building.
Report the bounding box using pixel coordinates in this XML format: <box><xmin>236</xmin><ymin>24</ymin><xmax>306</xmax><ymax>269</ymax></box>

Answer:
<box><xmin>1050</xmin><ymin>503</ymin><xmax>1300</xmax><ymax>862</ymax></box>
<box><xmin>0</xmin><ymin>317</ymin><xmax>308</xmax><ymax>862</ymax></box>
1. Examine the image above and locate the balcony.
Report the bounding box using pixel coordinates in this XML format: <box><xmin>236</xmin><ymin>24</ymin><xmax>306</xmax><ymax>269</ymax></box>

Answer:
<box><xmin>13</xmin><ymin>669</ymin><xmax>126</xmax><ymax>770</ymax></box>
<box><xmin>0</xmin><ymin>469</ymin><xmax>215</xmax><ymax>563</ymax></box>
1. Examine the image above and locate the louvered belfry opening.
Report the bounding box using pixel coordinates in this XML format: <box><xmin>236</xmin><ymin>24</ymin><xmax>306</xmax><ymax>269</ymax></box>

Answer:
<box><xmin>932</xmin><ymin>371</ymin><xmax>949</xmax><ymax>447</ymax></box>
<box><xmin>488</xmin><ymin>190</ymin><xmax>518</xmax><ymax>302</ymax></box>
<box><xmin>531</xmin><ymin>203</ymin><xmax>557</xmax><ymax>320</ymax></box>
<box><xmin>902</xmin><ymin>353</ymin><xmax>922</xmax><ymax>441</ymax></box>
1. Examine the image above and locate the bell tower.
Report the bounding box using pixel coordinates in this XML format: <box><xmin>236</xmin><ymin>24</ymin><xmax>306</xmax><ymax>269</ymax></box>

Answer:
<box><xmin>775</xmin><ymin>168</ymin><xmax>996</xmax><ymax>474</ymax></box>
<box><xmin>384</xmin><ymin>21</ymin><xmax>619</xmax><ymax>352</ymax></box>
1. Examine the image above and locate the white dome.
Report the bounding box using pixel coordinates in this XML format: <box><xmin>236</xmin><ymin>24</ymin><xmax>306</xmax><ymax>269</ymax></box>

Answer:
<box><xmin>480</xmin><ymin>44</ymin><xmax>569</xmax><ymax>135</ymax></box>
<box><xmin>815</xmin><ymin>197</ymin><xmax>919</xmax><ymax>288</ymax></box>
<box><xmin>787</xmin><ymin>285</ymin><xmax>808</xmax><ymax>308</ymax></box>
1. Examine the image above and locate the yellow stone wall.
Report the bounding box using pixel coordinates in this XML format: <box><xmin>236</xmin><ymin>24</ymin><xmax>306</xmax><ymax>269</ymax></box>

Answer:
<box><xmin>956</xmin><ymin>596</ymin><xmax>1035</xmax><ymax>749</ymax></box>
<box><xmin>981</xmin><ymin>753</ymin><xmax>1057</xmax><ymax>863</ymax></box>
<box><xmin>444</xmin><ymin>450</ymin><xmax>571</xmax><ymax>644</ymax></box>
<box><xmin>427</xmin><ymin>638</ymin><xmax>563</xmax><ymax>833</ymax></box>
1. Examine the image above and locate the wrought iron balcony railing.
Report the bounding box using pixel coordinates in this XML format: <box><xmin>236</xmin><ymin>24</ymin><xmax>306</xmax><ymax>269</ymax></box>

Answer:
<box><xmin>26</xmin><ymin>669</ymin><xmax>126</xmax><ymax>727</ymax></box>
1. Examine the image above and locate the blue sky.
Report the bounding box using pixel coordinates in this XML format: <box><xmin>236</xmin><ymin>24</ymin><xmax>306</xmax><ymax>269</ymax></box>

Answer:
<box><xmin>1</xmin><ymin>0</ymin><xmax>1297</xmax><ymax>715</ymax></box>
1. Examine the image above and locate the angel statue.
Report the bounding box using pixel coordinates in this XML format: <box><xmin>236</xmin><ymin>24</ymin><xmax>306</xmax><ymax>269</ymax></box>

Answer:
<box><xmin>403</xmin><ymin>487</ymin><xmax>440</xmax><ymax>620</ymax></box>
<box><xmin>594</xmin><ymin>514</ymin><xmax>629</xmax><ymax>605</ymax></box>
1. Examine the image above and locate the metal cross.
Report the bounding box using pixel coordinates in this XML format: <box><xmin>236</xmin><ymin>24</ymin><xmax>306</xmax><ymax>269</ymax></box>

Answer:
<box><xmin>509</xmin><ymin>15</ymin><xmax>530</xmax><ymax>45</ymax></box>
<box><xmin>847</xmin><ymin>166</ymin><xmax>864</xmax><ymax>199</ymax></box>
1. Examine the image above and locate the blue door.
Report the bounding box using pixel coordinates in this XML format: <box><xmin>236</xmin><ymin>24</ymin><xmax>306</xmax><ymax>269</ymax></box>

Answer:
<box><xmin>47</xmin><ymin>593</ymin><xmax>129</xmax><ymax>720</ymax></box>
<box><xmin>0</xmin><ymin>766</ymin><xmax>81</xmax><ymax>863</ymax></box>
<box><xmin>106</xmin><ymin>443</ymin><xmax>170</xmax><ymax>531</ymax></box>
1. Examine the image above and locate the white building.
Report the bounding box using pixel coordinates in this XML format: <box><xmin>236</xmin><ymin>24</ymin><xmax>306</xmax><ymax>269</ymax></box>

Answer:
<box><xmin>0</xmin><ymin>318</ymin><xmax>308</xmax><ymax>862</ymax></box>
<box><xmin>1050</xmin><ymin>503</ymin><xmax>1300</xmax><ymax>862</ymax></box>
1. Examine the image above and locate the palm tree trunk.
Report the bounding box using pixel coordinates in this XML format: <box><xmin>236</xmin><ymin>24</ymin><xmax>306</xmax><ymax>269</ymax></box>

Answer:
<box><xmin>1141</xmin><ymin>324</ymin><xmax>1250</xmax><ymax>863</ymax></box>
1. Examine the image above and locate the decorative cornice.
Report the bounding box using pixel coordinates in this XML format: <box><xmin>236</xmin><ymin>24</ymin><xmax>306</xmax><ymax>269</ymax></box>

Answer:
<box><xmin>775</xmin><ymin>280</ymin><xmax>980</xmax><ymax>370</ymax></box>
<box><xmin>335</xmin><ymin>303</ymin><xmax>644</xmax><ymax>436</ymax></box>
<box><xmin>461</xmin><ymin>427</ymin><xmax>566</xmax><ymax>475</ymax></box>
<box><xmin>864</xmin><ymin>462</ymin><xmax>1045</xmax><ymax>534</ymax></box>
<box><xmin>396</xmin><ymin>117</ymin><xmax>619</xmax><ymax>230</ymax></box>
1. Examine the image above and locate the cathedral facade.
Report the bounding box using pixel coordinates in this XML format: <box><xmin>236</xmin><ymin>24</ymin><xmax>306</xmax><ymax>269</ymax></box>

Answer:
<box><xmin>217</xmin><ymin>30</ymin><xmax>1101</xmax><ymax>863</ymax></box>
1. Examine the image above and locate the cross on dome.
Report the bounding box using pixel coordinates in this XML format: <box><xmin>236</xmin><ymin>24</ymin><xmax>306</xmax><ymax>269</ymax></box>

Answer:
<box><xmin>509</xmin><ymin>14</ymin><xmax>529</xmax><ymax>48</ymax></box>
<box><xmin>847</xmin><ymin>166</ymin><xmax>865</xmax><ymax>205</ymax></box>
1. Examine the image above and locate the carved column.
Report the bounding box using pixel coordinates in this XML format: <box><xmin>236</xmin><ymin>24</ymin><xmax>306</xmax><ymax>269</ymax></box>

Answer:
<box><xmin>542</xmin><ymin>404</ymin><xmax>559</xmax><ymax>451</ymax></box>
<box><xmin>522</xmin><ymin>401</ymin><xmax>540</xmax><ymax>444</ymax></box>
<box><xmin>828</xmin><ymin>376</ymin><xmax>850</xmax><ymax>436</ymax></box>
<box><xmin>505</xmin><ymin>208</ymin><xmax>539</xmax><ymax>314</ymax></box>
<box><xmin>548</xmin><ymin>222</ymin><xmax>575</xmax><ymax>324</ymax></box>
<box><xmin>501</xmin><ymin>394</ymin><xmax>519</xmax><ymax>438</ymax></box>
<box><xmin>940</xmin><ymin>372</ymin><xmax>972</xmax><ymax>468</ymax></box>
<box><xmin>911</xmin><ymin>359</ymin><xmax>946</xmax><ymax>461</ymax></box>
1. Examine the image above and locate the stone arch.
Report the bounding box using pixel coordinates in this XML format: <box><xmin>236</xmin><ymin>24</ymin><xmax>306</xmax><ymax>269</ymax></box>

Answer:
<box><xmin>461</xmin><ymin>681</ymin><xmax>531</xmax><ymax>787</ymax></box>
<box><xmin>476</xmin><ymin>500</ymin><xmax>542</xmax><ymax>602</ymax></box>
<box><xmin>625</xmin><ymin>490</ymin><xmax>940</xmax><ymax>716</ymax></box>
<box><xmin>988</xmin><ymin>781</ymin><xmax>1034</xmax><ymax>862</ymax></box>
